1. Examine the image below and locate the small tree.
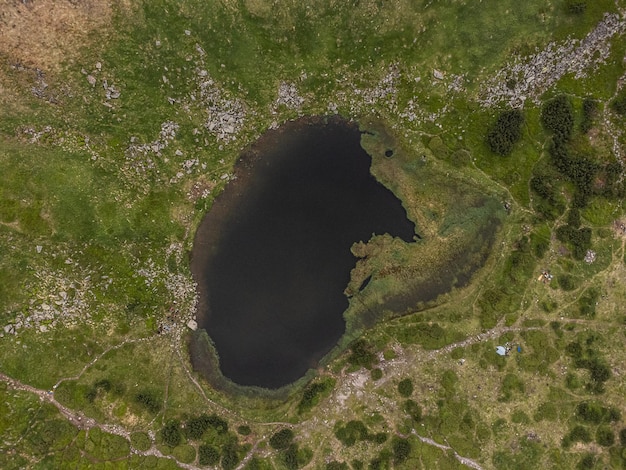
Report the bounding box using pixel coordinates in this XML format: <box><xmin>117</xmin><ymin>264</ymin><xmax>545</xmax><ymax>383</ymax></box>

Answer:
<box><xmin>269</xmin><ymin>428</ymin><xmax>294</xmax><ymax>450</ymax></box>
<box><xmin>566</xmin><ymin>0</ymin><xmax>587</xmax><ymax>14</ymax></box>
<box><xmin>596</xmin><ymin>426</ymin><xmax>614</xmax><ymax>447</ymax></box>
<box><xmin>392</xmin><ymin>437</ymin><xmax>412</xmax><ymax>464</ymax></box>
<box><xmin>486</xmin><ymin>109</ymin><xmax>524</xmax><ymax>156</ymax></box>
<box><xmin>185</xmin><ymin>414</ymin><xmax>211</xmax><ymax>440</ymax></box>
<box><xmin>198</xmin><ymin>444</ymin><xmax>220</xmax><ymax>466</ymax></box>
<box><xmin>397</xmin><ymin>378</ymin><xmax>414</xmax><ymax>397</ymax></box>
<box><xmin>160</xmin><ymin>420</ymin><xmax>182</xmax><ymax>448</ymax></box>
<box><xmin>611</xmin><ymin>92</ymin><xmax>626</xmax><ymax>116</ymax></box>
<box><xmin>541</xmin><ymin>95</ymin><xmax>574</xmax><ymax>143</ymax></box>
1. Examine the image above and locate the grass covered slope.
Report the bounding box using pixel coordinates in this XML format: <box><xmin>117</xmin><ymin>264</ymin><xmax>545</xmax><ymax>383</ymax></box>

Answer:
<box><xmin>1</xmin><ymin>0</ymin><xmax>626</xmax><ymax>468</ymax></box>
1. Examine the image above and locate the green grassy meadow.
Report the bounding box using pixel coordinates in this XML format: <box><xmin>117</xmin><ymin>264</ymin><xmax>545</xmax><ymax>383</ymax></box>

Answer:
<box><xmin>1</xmin><ymin>0</ymin><xmax>626</xmax><ymax>468</ymax></box>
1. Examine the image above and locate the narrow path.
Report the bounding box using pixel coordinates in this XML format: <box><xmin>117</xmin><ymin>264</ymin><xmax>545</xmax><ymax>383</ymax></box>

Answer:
<box><xmin>0</xmin><ymin>322</ymin><xmax>568</xmax><ymax>469</ymax></box>
<box><xmin>53</xmin><ymin>335</ymin><xmax>154</xmax><ymax>390</ymax></box>
<box><xmin>0</xmin><ymin>371</ymin><xmax>202</xmax><ymax>469</ymax></box>
<box><xmin>412</xmin><ymin>432</ymin><xmax>484</xmax><ymax>470</ymax></box>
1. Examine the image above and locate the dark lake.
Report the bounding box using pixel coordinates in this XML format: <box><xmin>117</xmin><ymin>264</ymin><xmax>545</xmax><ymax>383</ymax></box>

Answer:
<box><xmin>191</xmin><ymin>116</ymin><xmax>416</xmax><ymax>389</ymax></box>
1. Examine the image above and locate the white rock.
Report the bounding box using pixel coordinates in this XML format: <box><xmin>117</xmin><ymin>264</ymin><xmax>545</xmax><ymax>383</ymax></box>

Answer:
<box><xmin>36</xmin><ymin>245</ymin><xmax>43</xmax><ymax>253</ymax></box>
<box><xmin>186</xmin><ymin>319</ymin><xmax>198</xmax><ymax>331</ymax></box>
<box><xmin>87</xmin><ymin>75</ymin><xmax>96</xmax><ymax>87</ymax></box>
<box><xmin>433</xmin><ymin>69</ymin><xmax>445</xmax><ymax>80</ymax></box>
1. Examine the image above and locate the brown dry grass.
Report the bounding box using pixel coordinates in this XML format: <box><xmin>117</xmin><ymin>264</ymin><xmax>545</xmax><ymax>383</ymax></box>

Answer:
<box><xmin>0</xmin><ymin>0</ymin><xmax>121</xmax><ymax>71</ymax></box>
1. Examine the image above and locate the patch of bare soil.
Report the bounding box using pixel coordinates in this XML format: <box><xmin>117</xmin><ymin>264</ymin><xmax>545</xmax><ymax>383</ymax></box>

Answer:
<box><xmin>0</xmin><ymin>0</ymin><xmax>116</xmax><ymax>71</ymax></box>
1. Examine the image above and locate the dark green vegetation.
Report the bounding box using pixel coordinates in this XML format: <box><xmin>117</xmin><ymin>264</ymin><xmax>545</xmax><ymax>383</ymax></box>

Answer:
<box><xmin>1</xmin><ymin>0</ymin><xmax>626</xmax><ymax>469</ymax></box>
<box><xmin>487</xmin><ymin>110</ymin><xmax>525</xmax><ymax>156</ymax></box>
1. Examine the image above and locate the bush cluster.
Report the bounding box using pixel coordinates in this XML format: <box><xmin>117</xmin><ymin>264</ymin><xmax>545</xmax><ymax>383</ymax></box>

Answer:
<box><xmin>397</xmin><ymin>378</ymin><xmax>414</xmax><ymax>397</ymax></box>
<box><xmin>298</xmin><ymin>378</ymin><xmax>335</xmax><ymax>414</ymax></box>
<box><xmin>347</xmin><ymin>339</ymin><xmax>377</xmax><ymax>369</ymax></box>
<box><xmin>184</xmin><ymin>413</ymin><xmax>229</xmax><ymax>440</ymax></box>
<box><xmin>134</xmin><ymin>390</ymin><xmax>161</xmax><ymax>414</ymax></box>
<box><xmin>566</xmin><ymin>0</ymin><xmax>587</xmax><ymax>14</ymax></box>
<box><xmin>198</xmin><ymin>444</ymin><xmax>220</xmax><ymax>466</ymax></box>
<box><xmin>391</xmin><ymin>437</ymin><xmax>411</xmax><ymax>464</ymax></box>
<box><xmin>542</xmin><ymin>95</ymin><xmax>575</xmax><ymax>142</ymax></box>
<box><xmin>565</xmin><ymin>339</ymin><xmax>612</xmax><ymax>393</ymax></box>
<box><xmin>486</xmin><ymin>109</ymin><xmax>524</xmax><ymax>156</ymax></box>
<box><xmin>611</xmin><ymin>90</ymin><xmax>626</xmax><ymax>116</ymax></box>
<box><xmin>563</xmin><ymin>425</ymin><xmax>591</xmax><ymax>448</ymax></box>
<box><xmin>555</xmin><ymin>224</ymin><xmax>591</xmax><ymax>260</ymax></box>
<box><xmin>580</xmin><ymin>98</ymin><xmax>597</xmax><ymax>133</ymax></box>
<box><xmin>576</xmin><ymin>401</ymin><xmax>621</xmax><ymax>424</ymax></box>
<box><xmin>540</xmin><ymin>95</ymin><xmax>602</xmax><ymax>209</ymax></box>
<box><xmin>160</xmin><ymin>420</ymin><xmax>182</xmax><ymax>448</ymax></box>
<box><xmin>334</xmin><ymin>420</ymin><xmax>386</xmax><ymax>447</ymax></box>
<box><xmin>269</xmin><ymin>429</ymin><xmax>294</xmax><ymax>450</ymax></box>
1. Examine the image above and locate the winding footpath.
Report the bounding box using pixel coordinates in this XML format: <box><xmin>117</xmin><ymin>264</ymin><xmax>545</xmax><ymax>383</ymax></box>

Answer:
<box><xmin>0</xmin><ymin>323</ymin><xmax>547</xmax><ymax>469</ymax></box>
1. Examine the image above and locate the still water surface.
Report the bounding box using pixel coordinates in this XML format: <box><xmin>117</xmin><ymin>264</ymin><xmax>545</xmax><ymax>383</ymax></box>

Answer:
<box><xmin>192</xmin><ymin>117</ymin><xmax>415</xmax><ymax>388</ymax></box>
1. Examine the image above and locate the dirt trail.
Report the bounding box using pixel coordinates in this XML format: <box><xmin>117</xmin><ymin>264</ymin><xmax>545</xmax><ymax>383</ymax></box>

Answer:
<box><xmin>412</xmin><ymin>432</ymin><xmax>484</xmax><ymax>470</ymax></box>
<box><xmin>0</xmin><ymin>323</ymin><xmax>544</xmax><ymax>469</ymax></box>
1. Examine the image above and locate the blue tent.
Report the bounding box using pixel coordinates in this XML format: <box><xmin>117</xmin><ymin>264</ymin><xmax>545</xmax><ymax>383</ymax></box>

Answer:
<box><xmin>496</xmin><ymin>346</ymin><xmax>507</xmax><ymax>356</ymax></box>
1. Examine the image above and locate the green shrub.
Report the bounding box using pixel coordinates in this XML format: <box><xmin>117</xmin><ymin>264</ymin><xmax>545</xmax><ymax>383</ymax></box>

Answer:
<box><xmin>566</xmin><ymin>372</ymin><xmax>583</xmax><ymax>390</ymax></box>
<box><xmin>398</xmin><ymin>378</ymin><xmax>414</xmax><ymax>397</ymax></box>
<box><xmin>576</xmin><ymin>401</ymin><xmax>621</xmax><ymax>424</ymax></box>
<box><xmin>172</xmin><ymin>445</ymin><xmax>196</xmax><ymax>464</ymax></box>
<box><xmin>499</xmin><ymin>374</ymin><xmax>525</xmax><ymax>402</ymax></box>
<box><xmin>580</xmin><ymin>99</ymin><xmax>597</xmax><ymax>133</ymax></box>
<box><xmin>370</xmin><ymin>368</ymin><xmax>383</xmax><ymax>381</ymax></box>
<box><xmin>563</xmin><ymin>425</ymin><xmax>591</xmax><ymax>448</ymax></box>
<box><xmin>184</xmin><ymin>414</ymin><xmax>211</xmax><ymax>440</ymax></box>
<box><xmin>237</xmin><ymin>425</ymin><xmax>251</xmax><ymax>436</ymax></box>
<box><xmin>534</xmin><ymin>402</ymin><xmax>558</xmax><ymax>422</ymax></box>
<box><xmin>347</xmin><ymin>339</ymin><xmax>377</xmax><ymax>369</ymax></box>
<box><xmin>511</xmin><ymin>410</ymin><xmax>530</xmax><ymax>424</ymax></box>
<box><xmin>404</xmin><ymin>399</ymin><xmax>422</xmax><ymax>422</ymax></box>
<box><xmin>596</xmin><ymin>426</ymin><xmax>615</xmax><ymax>447</ymax></box>
<box><xmin>269</xmin><ymin>428</ymin><xmax>294</xmax><ymax>450</ymax></box>
<box><xmin>577</xmin><ymin>453</ymin><xmax>596</xmax><ymax>470</ymax></box>
<box><xmin>578</xmin><ymin>287</ymin><xmax>599</xmax><ymax>318</ymax></box>
<box><xmin>221</xmin><ymin>440</ymin><xmax>241</xmax><ymax>470</ymax></box>
<box><xmin>280</xmin><ymin>443</ymin><xmax>311</xmax><ymax>470</ymax></box>
<box><xmin>206</xmin><ymin>414</ymin><xmax>229</xmax><ymax>434</ymax></box>
<box><xmin>134</xmin><ymin>390</ymin><xmax>161</xmax><ymax>414</ymax></box>
<box><xmin>160</xmin><ymin>420</ymin><xmax>182</xmax><ymax>448</ymax></box>
<box><xmin>440</xmin><ymin>369</ymin><xmax>459</xmax><ymax>396</ymax></box>
<box><xmin>486</xmin><ymin>109</ymin><xmax>524</xmax><ymax>156</ymax></box>
<box><xmin>541</xmin><ymin>95</ymin><xmax>574</xmax><ymax>143</ymax></box>
<box><xmin>325</xmin><ymin>462</ymin><xmax>348</xmax><ymax>470</ymax></box>
<box><xmin>198</xmin><ymin>444</ymin><xmax>220</xmax><ymax>466</ymax></box>
<box><xmin>611</xmin><ymin>90</ymin><xmax>626</xmax><ymax>116</ymax></box>
<box><xmin>566</xmin><ymin>0</ymin><xmax>587</xmax><ymax>14</ymax></box>
<box><xmin>558</xmin><ymin>274</ymin><xmax>577</xmax><ymax>291</ymax></box>
<box><xmin>334</xmin><ymin>421</ymin><xmax>370</xmax><ymax>447</ymax></box>
<box><xmin>130</xmin><ymin>432</ymin><xmax>151</xmax><ymax>451</ymax></box>
<box><xmin>298</xmin><ymin>378</ymin><xmax>335</xmax><ymax>414</ymax></box>
<box><xmin>556</xmin><ymin>225</ymin><xmax>592</xmax><ymax>260</ymax></box>
<box><xmin>391</xmin><ymin>437</ymin><xmax>411</xmax><ymax>464</ymax></box>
